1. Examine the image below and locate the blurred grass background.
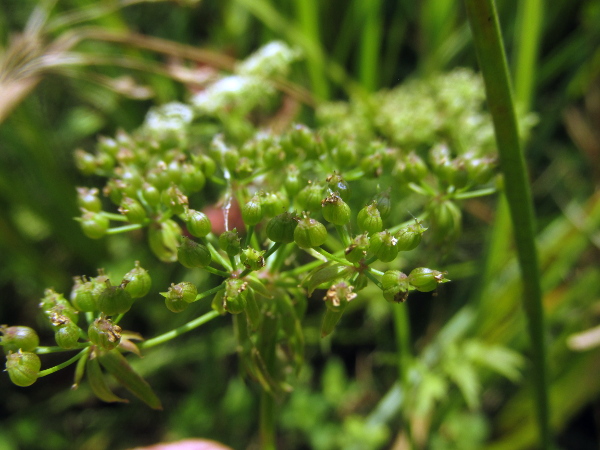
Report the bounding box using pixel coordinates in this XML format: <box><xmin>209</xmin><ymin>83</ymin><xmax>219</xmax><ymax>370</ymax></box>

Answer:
<box><xmin>1</xmin><ymin>0</ymin><xmax>599</xmax><ymax>449</ymax></box>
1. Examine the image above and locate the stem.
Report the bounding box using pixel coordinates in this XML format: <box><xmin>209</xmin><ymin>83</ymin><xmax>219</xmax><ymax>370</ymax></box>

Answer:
<box><xmin>312</xmin><ymin>247</ymin><xmax>350</xmax><ymax>266</ymax></box>
<box><xmin>194</xmin><ymin>284</ymin><xmax>225</xmax><ymax>302</ymax></box>
<box><xmin>263</xmin><ymin>242</ymin><xmax>282</xmax><ymax>260</ymax></box>
<box><xmin>99</xmin><ymin>212</ymin><xmax>128</xmax><ymax>221</ymax></box>
<box><xmin>35</xmin><ymin>343</ymin><xmax>89</xmax><ymax>354</ymax></box>
<box><xmin>260</xmin><ymin>390</ymin><xmax>276</xmax><ymax>450</ymax></box>
<box><xmin>204</xmin><ymin>266</ymin><xmax>231</xmax><ymax>278</ymax></box>
<box><xmin>105</xmin><ymin>223</ymin><xmax>145</xmax><ymax>234</ymax></box>
<box><xmin>138</xmin><ymin>310</ymin><xmax>220</xmax><ymax>349</ymax></box>
<box><xmin>464</xmin><ymin>1</ymin><xmax>550</xmax><ymax>447</ymax></box>
<box><xmin>38</xmin><ymin>349</ymin><xmax>88</xmax><ymax>377</ymax></box>
<box><xmin>452</xmin><ymin>187</ymin><xmax>497</xmax><ymax>200</ymax></box>
<box><xmin>392</xmin><ymin>303</ymin><xmax>414</xmax><ymax>446</ymax></box>
<box><xmin>364</xmin><ymin>270</ymin><xmax>383</xmax><ymax>289</ymax></box>
<box><xmin>335</xmin><ymin>225</ymin><xmax>351</xmax><ymax>248</ymax></box>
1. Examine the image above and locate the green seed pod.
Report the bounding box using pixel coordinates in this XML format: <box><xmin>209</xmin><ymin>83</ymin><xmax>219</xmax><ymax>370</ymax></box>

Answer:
<box><xmin>123</xmin><ymin>261</ymin><xmax>152</xmax><ymax>299</ymax></box>
<box><xmin>266</xmin><ymin>212</ymin><xmax>298</xmax><ymax>243</ymax></box>
<box><xmin>261</xmin><ymin>192</ymin><xmax>288</xmax><ymax>218</ymax></box>
<box><xmin>404</xmin><ymin>151</ymin><xmax>428</xmax><ymax>183</ymax></box>
<box><xmin>211</xmin><ymin>289</ymin><xmax>226</xmax><ymax>314</ymax></box>
<box><xmin>1</xmin><ymin>326</ymin><xmax>39</xmax><ymax>354</ymax></box>
<box><xmin>97</xmin><ymin>281</ymin><xmax>134</xmax><ymax>316</ymax></box>
<box><xmin>241</xmin><ymin>247</ymin><xmax>266</xmax><ymax>271</ymax></box>
<box><xmin>360</xmin><ymin>152</ymin><xmax>383</xmax><ymax>178</ymax></box>
<box><xmin>353</xmin><ymin>273</ymin><xmax>369</xmax><ymax>292</ymax></box>
<box><xmin>219</xmin><ymin>229</ymin><xmax>242</xmax><ymax>257</ymax></box>
<box><xmin>80</xmin><ymin>210</ymin><xmax>109</xmax><ymax>239</ymax></box>
<box><xmin>373</xmin><ymin>189</ymin><xmax>392</xmax><ymax>220</ymax></box>
<box><xmin>54</xmin><ymin>321</ymin><xmax>80</xmax><ymax>349</ymax></box>
<box><xmin>408</xmin><ymin>267</ymin><xmax>448</xmax><ymax>292</ymax></box>
<box><xmin>5</xmin><ymin>351</ymin><xmax>41</xmax><ymax>387</ymax></box>
<box><xmin>74</xmin><ymin>149</ymin><xmax>98</xmax><ymax>175</ymax></box>
<box><xmin>178</xmin><ymin>237</ymin><xmax>212</xmax><ymax>268</ymax></box>
<box><xmin>242</xmin><ymin>195</ymin><xmax>264</xmax><ymax>226</ymax></box>
<box><xmin>326</xmin><ymin>174</ymin><xmax>351</xmax><ymax>201</ymax></box>
<box><xmin>263</xmin><ymin>142</ymin><xmax>286</xmax><ymax>170</ymax></box>
<box><xmin>148</xmin><ymin>219</ymin><xmax>181</xmax><ymax>262</ymax></box>
<box><xmin>294</xmin><ymin>217</ymin><xmax>328</xmax><ymax>249</ymax></box>
<box><xmin>323</xmin><ymin>282</ymin><xmax>357</xmax><ymax>312</ymax></box>
<box><xmin>166</xmin><ymin>159</ymin><xmax>183</xmax><ymax>185</ymax></box>
<box><xmin>40</xmin><ymin>289</ymin><xmax>80</xmax><ymax>324</ymax></box>
<box><xmin>321</xmin><ymin>192</ymin><xmax>351</xmax><ymax>226</ymax></box>
<box><xmin>70</xmin><ymin>277</ymin><xmax>97</xmax><ymax>312</ymax></box>
<box><xmin>428</xmin><ymin>199</ymin><xmax>462</xmax><ymax>244</ymax></box>
<box><xmin>76</xmin><ymin>187</ymin><xmax>102</xmax><ymax>212</ymax></box>
<box><xmin>345</xmin><ymin>233</ymin><xmax>370</xmax><ymax>263</ymax></box>
<box><xmin>161</xmin><ymin>184</ymin><xmax>188</xmax><ymax>215</ymax></box>
<box><xmin>223</xmin><ymin>147</ymin><xmax>240</xmax><ymax>174</ymax></box>
<box><xmin>329</xmin><ymin>140</ymin><xmax>357</xmax><ymax>170</ymax></box>
<box><xmin>357</xmin><ymin>202</ymin><xmax>383</xmax><ymax>234</ymax></box>
<box><xmin>88</xmin><ymin>317</ymin><xmax>122</xmax><ymax>350</ymax></box>
<box><xmin>141</xmin><ymin>182</ymin><xmax>161</xmax><ymax>207</ymax></box>
<box><xmin>297</xmin><ymin>182</ymin><xmax>325</xmax><ymax>212</ymax></box>
<box><xmin>146</xmin><ymin>161</ymin><xmax>171</xmax><ymax>191</ymax></box>
<box><xmin>193</xmin><ymin>154</ymin><xmax>217</xmax><ymax>178</ymax></box>
<box><xmin>161</xmin><ymin>282</ymin><xmax>197</xmax><ymax>313</ymax></box>
<box><xmin>369</xmin><ymin>230</ymin><xmax>399</xmax><ymax>263</ymax></box>
<box><xmin>185</xmin><ymin>209</ymin><xmax>212</xmax><ymax>238</ymax></box>
<box><xmin>464</xmin><ymin>153</ymin><xmax>496</xmax><ymax>185</ymax></box>
<box><xmin>118</xmin><ymin>196</ymin><xmax>147</xmax><ymax>224</ymax></box>
<box><xmin>321</xmin><ymin>308</ymin><xmax>345</xmax><ymax>338</ymax></box>
<box><xmin>284</xmin><ymin>165</ymin><xmax>302</xmax><ymax>196</ymax></box>
<box><xmin>180</xmin><ymin>163</ymin><xmax>206</xmax><ymax>193</ymax></box>
<box><xmin>290</xmin><ymin>124</ymin><xmax>319</xmax><ymax>159</ymax></box>
<box><xmin>381</xmin><ymin>270</ymin><xmax>409</xmax><ymax>303</ymax></box>
<box><xmin>223</xmin><ymin>279</ymin><xmax>248</xmax><ymax>315</ymax></box>
<box><xmin>395</xmin><ymin>220</ymin><xmax>427</xmax><ymax>251</ymax></box>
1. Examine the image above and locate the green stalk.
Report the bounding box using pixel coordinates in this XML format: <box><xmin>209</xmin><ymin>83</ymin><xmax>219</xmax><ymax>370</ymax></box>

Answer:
<box><xmin>392</xmin><ymin>304</ymin><xmax>414</xmax><ymax>446</ymax></box>
<box><xmin>260</xmin><ymin>390</ymin><xmax>276</xmax><ymax>450</ymax></box>
<box><xmin>464</xmin><ymin>1</ymin><xmax>550</xmax><ymax>447</ymax></box>
<box><xmin>357</xmin><ymin>0</ymin><xmax>382</xmax><ymax>91</ymax></box>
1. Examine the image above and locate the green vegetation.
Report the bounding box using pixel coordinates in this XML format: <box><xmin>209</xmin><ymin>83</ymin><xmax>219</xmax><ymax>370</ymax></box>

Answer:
<box><xmin>1</xmin><ymin>1</ymin><xmax>599</xmax><ymax>449</ymax></box>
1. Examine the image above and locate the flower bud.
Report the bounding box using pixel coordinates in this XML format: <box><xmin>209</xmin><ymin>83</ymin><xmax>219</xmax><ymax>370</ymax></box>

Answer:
<box><xmin>123</xmin><ymin>261</ymin><xmax>152</xmax><ymax>298</ymax></box>
<box><xmin>345</xmin><ymin>233</ymin><xmax>370</xmax><ymax>263</ymax></box>
<box><xmin>297</xmin><ymin>182</ymin><xmax>325</xmax><ymax>212</ymax></box>
<box><xmin>242</xmin><ymin>195</ymin><xmax>264</xmax><ymax>226</ymax></box>
<box><xmin>70</xmin><ymin>277</ymin><xmax>97</xmax><ymax>312</ymax></box>
<box><xmin>76</xmin><ymin>187</ymin><xmax>102</xmax><ymax>212</ymax></box>
<box><xmin>395</xmin><ymin>220</ymin><xmax>427</xmax><ymax>251</ymax></box>
<box><xmin>5</xmin><ymin>351</ymin><xmax>41</xmax><ymax>387</ymax></box>
<box><xmin>241</xmin><ymin>247</ymin><xmax>266</xmax><ymax>271</ymax></box>
<box><xmin>357</xmin><ymin>202</ymin><xmax>383</xmax><ymax>234</ymax></box>
<box><xmin>321</xmin><ymin>192</ymin><xmax>351</xmax><ymax>226</ymax></box>
<box><xmin>180</xmin><ymin>163</ymin><xmax>206</xmax><ymax>193</ymax></box>
<box><xmin>118</xmin><ymin>197</ymin><xmax>147</xmax><ymax>224</ymax></box>
<box><xmin>54</xmin><ymin>321</ymin><xmax>80</xmax><ymax>349</ymax></box>
<box><xmin>1</xmin><ymin>326</ymin><xmax>39</xmax><ymax>354</ymax></box>
<box><xmin>294</xmin><ymin>216</ymin><xmax>328</xmax><ymax>249</ymax></box>
<box><xmin>178</xmin><ymin>237</ymin><xmax>212</xmax><ymax>268</ymax></box>
<box><xmin>323</xmin><ymin>282</ymin><xmax>357</xmax><ymax>312</ymax></box>
<box><xmin>369</xmin><ymin>230</ymin><xmax>399</xmax><ymax>262</ymax></box>
<box><xmin>88</xmin><ymin>317</ymin><xmax>122</xmax><ymax>350</ymax></box>
<box><xmin>408</xmin><ymin>267</ymin><xmax>448</xmax><ymax>292</ymax></box>
<box><xmin>381</xmin><ymin>270</ymin><xmax>409</xmax><ymax>303</ymax></box>
<box><xmin>185</xmin><ymin>209</ymin><xmax>212</xmax><ymax>238</ymax></box>
<box><xmin>266</xmin><ymin>212</ymin><xmax>298</xmax><ymax>243</ymax></box>
<box><xmin>219</xmin><ymin>229</ymin><xmax>242</xmax><ymax>257</ymax></box>
<box><xmin>326</xmin><ymin>174</ymin><xmax>351</xmax><ymax>201</ymax></box>
<box><xmin>80</xmin><ymin>210</ymin><xmax>109</xmax><ymax>239</ymax></box>
<box><xmin>97</xmin><ymin>281</ymin><xmax>134</xmax><ymax>316</ymax></box>
<box><xmin>223</xmin><ymin>279</ymin><xmax>249</xmax><ymax>314</ymax></box>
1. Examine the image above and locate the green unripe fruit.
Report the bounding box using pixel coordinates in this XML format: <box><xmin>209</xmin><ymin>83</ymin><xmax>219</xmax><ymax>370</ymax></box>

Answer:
<box><xmin>241</xmin><ymin>248</ymin><xmax>266</xmax><ymax>271</ymax></box>
<box><xmin>76</xmin><ymin>187</ymin><xmax>102</xmax><ymax>212</ymax></box>
<box><xmin>146</xmin><ymin>162</ymin><xmax>171</xmax><ymax>191</ymax></box>
<box><xmin>148</xmin><ymin>219</ymin><xmax>181</xmax><ymax>262</ymax></box>
<box><xmin>161</xmin><ymin>184</ymin><xmax>188</xmax><ymax>215</ymax></box>
<box><xmin>353</xmin><ymin>273</ymin><xmax>369</xmax><ymax>292</ymax></box>
<box><xmin>1</xmin><ymin>326</ymin><xmax>39</xmax><ymax>354</ymax></box>
<box><xmin>161</xmin><ymin>282</ymin><xmax>198</xmax><ymax>312</ymax></box>
<box><xmin>373</xmin><ymin>190</ymin><xmax>392</xmax><ymax>220</ymax></box>
<box><xmin>321</xmin><ymin>192</ymin><xmax>351</xmax><ymax>226</ymax></box>
<box><xmin>97</xmin><ymin>281</ymin><xmax>134</xmax><ymax>316</ymax></box>
<box><xmin>80</xmin><ymin>210</ymin><xmax>109</xmax><ymax>239</ymax></box>
<box><xmin>211</xmin><ymin>290</ymin><xmax>226</xmax><ymax>314</ymax></box>
<box><xmin>70</xmin><ymin>277</ymin><xmax>97</xmax><ymax>312</ymax></box>
<box><xmin>178</xmin><ymin>237</ymin><xmax>212</xmax><ymax>269</ymax></box>
<box><xmin>141</xmin><ymin>182</ymin><xmax>161</xmax><ymax>207</ymax></box>
<box><xmin>345</xmin><ymin>233</ymin><xmax>370</xmax><ymax>263</ymax></box>
<box><xmin>428</xmin><ymin>199</ymin><xmax>462</xmax><ymax>244</ymax></box>
<box><xmin>284</xmin><ymin>165</ymin><xmax>302</xmax><ymax>196</ymax></box>
<box><xmin>266</xmin><ymin>212</ymin><xmax>298</xmax><ymax>243</ymax></box>
<box><xmin>404</xmin><ymin>151</ymin><xmax>428</xmax><ymax>183</ymax></box>
<box><xmin>294</xmin><ymin>217</ymin><xmax>328</xmax><ymax>249</ymax></box>
<box><xmin>223</xmin><ymin>279</ymin><xmax>248</xmax><ymax>315</ymax></box>
<box><xmin>88</xmin><ymin>317</ymin><xmax>122</xmax><ymax>350</ymax></box>
<box><xmin>180</xmin><ymin>163</ymin><xmax>206</xmax><ymax>193</ymax></box>
<box><xmin>381</xmin><ymin>270</ymin><xmax>409</xmax><ymax>303</ymax></box>
<box><xmin>219</xmin><ymin>229</ymin><xmax>241</xmax><ymax>257</ymax></box>
<box><xmin>74</xmin><ymin>149</ymin><xmax>97</xmax><ymax>175</ymax></box>
<box><xmin>123</xmin><ymin>261</ymin><xmax>152</xmax><ymax>298</ymax></box>
<box><xmin>119</xmin><ymin>197</ymin><xmax>147</xmax><ymax>224</ymax></box>
<box><xmin>242</xmin><ymin>196</ymin><xmax>264</xmax><ymax>226</ymax></box>
<box><xmin>395</xmin><ymin>220</ymin><xmax>427</xmax><ymax>251</ymax></box>
<box><xmin>297</xmin><ymin>182</ymin><xmax>325</xmax><ymax>212</ymax></box>
<box><xmin>261</xmin><ymin>192</ymin><xmax>288</xmax><ymax>218</ymax></box>
<box><xmin>54</xmin><ymin>322</ymin><xmax>80</xmax><ymax>349</ymax></box>
<box><xmin>193</xmin><ymin>154</ymin><xmax>217</xmax><ymax>178</ymax></box>
<box><xmin>357</xmin><ymin>202</ymin><xmax>383</xmax><ymax>234</ymax></box>
<box><xmin>465</xmin><ymin>155</ymin><xmax>495</xmax><ymax>185</ymax></box>
<box><xmin>408</xmin><ymin>267</ymin><xmax>448</xmax><ymax>292</ymax></box>
<box><xmin>185</xmin><ymin>209</ymin><xmax>212</xmax><ymax>238</ymax></box>
<box><xmin>369</xmin><ymin>230</ymin><xmax>399</xmax><ymax>263</ymax></box>
<box><xmin>40</xmin><ymin>289</ymin><xmax>79</xmax><ymax>323</ymax></box>
<box><xmin>326</xmin><ymin>174</ymin><xmax>351</xmax><ymax>201</ymax></box>
<box><xmin>6</xmin><ymin>351</ymin><xmax>41</xmax><ymax>387</ymax></box>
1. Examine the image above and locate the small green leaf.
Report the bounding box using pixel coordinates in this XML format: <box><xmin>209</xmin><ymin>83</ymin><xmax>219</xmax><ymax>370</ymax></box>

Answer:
<box><xmin>98</xmin><ymin>349</ymin><xmax>162</xmax><ymax>410</ymax></box>
<box><xmin>303</xmin><ymin>263</ymin><xmax>352</xmax><ymax>296</ymax></box>
<box><xmin>86</xmin><ymin>357</ymin><xmax>128</xmax><ymax>404</ymax></box>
